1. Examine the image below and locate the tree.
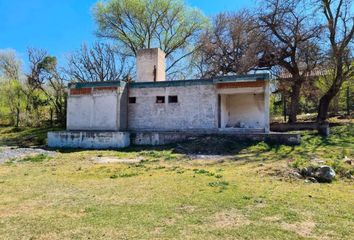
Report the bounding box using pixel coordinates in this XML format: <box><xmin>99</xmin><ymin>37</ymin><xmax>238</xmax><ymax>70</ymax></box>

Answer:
<box><xmin>65</xmin><ymin>42</ymin><xmax>132</xmax><ymax>82</ymax></box>
<box><xmin>194</xmin><ymin>11</ymin><xmax>267</xmax><ymax>78</ymax></box>
<box><xmin>0</xmin><ymin>79</ymin><xmax>25</xmax><ymax>127</ymax></box>
<box><xmin>93</xmin><ymin>0</ymin><xmax>208</xmax><ymax>75</ymax></box>
<box><xmin>259</xmin><ymin>0</ymin><xmax>322</xmax><ymax>123</ymax></box>
<box><xmin>316</xmin><ymin>0</ymin><xmax>354</xmax><ymax>123</ymax></box>
<box><xmin>26</xmin><ymin>48</ymin><xmax>66</xmax><ymax>126</ymax></box>
<box><xmin>0</xmin><ymin>50</ymin><xmax>25</xmax><ymax>127</ymax></box>
<box><xmin>0</xmin><ymin>50</ymin><xmax>21</xmax><ymax>80</ymax></box>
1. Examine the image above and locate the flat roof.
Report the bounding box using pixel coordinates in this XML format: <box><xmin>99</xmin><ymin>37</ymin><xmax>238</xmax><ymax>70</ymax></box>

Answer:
<box><xmin>69</xmin><ymin>73</ymin><xmax>270</xmax><ymax>89</ymax></box>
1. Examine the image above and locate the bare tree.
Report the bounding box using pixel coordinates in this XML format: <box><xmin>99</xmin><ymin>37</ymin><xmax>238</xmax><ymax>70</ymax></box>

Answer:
<box><xmin>259</xmin><ymin>0</ymin><xmax>322</xmax><ymax>123</ymax></box>
<box><xmin>0</xmin><ymin>50</ymin><xmax>21</xmax><ymax>80</ymax></box>
<box><xmin>194</xmin><ymin>11</ymin><xmax>267</xmax><ymax>78</ymax></box>
<box><xmin>316</xmin><ymin>0</ymin><xmax>354</xmax><ymax>123</ymax></box>
<box><xmin>65</xmin><ymin>42</ymin><xmax>132</xmax><ymax>82</ymax></box>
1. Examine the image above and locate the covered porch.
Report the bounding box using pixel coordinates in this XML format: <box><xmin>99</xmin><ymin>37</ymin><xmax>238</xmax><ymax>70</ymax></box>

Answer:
<box><xmin>216</xmin><ymin>79</ymin><xmax>270</xmax><ymax>133</ymax></box>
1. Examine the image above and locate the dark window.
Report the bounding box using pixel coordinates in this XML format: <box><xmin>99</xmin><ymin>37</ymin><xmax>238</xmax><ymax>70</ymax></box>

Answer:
<box><xmin>156</xmin><ymin>96</ymin><xmax>165</xmax><ymax>103</ymax></box>
<box><xmin>168</xmin><ymin>95</ymin><xmax>178</xmax><ymax>103</ymax></box>
<box><xmin>129</xmin><ymin>97</ymin><xmax>136</xmax><ymax>104</ymax></box>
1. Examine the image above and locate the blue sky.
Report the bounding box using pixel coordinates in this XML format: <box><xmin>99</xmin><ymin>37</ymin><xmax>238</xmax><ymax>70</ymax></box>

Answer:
<box><xmin>0</xmin><ymin>0</ymin><xmax>255</xmax><ymax>63</ymax></box>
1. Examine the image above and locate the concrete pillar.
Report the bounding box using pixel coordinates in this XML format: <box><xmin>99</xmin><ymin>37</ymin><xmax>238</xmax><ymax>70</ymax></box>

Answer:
<box><xmin>264</xmin><ymin>81</ymin><xmax>270</xmax><ymax>133</ymax></box>
<box><xmin>220</xmin><ymin>95</ymin><xmax>229</xmax><ymax>129</ymax></box>
<box><xmin>136</xmin><ymin>48</ymin><xmax>166</xmax><ymax>82</ymax></box>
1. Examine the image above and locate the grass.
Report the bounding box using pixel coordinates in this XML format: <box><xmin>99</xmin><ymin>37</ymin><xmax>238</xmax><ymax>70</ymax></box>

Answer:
<box><xmin>0</xmin><ymin>123</ymin><xmax>353</xmax><ymax>239</ymax></box>
<box><xmin>0</xmin><ymin>126</ymin><xmax>63</xmax><ymax>147</ymax></box>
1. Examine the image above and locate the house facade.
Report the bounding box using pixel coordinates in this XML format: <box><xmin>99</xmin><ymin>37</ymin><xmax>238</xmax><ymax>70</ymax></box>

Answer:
<box><xmin>67</xmin><ymin>48</ymin><xmax>270</xmax><ymax>133</ymax></box>
<box><xmin>48</xmin><ymin>48</ymin><xmax>272</xmax><ymax>149</ymax></box>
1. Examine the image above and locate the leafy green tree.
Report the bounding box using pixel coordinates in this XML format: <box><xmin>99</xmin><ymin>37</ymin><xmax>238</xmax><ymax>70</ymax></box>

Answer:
<box><xmin>0</xmin><ymin>50</ymin><xmax>25</xmax><ymax>126</ymax></box>
<box><xmin>0</xmin><ymin>78</ymin><xmax>26</xmax><ymax>126</ymax></box>
<box><xmin>26</xmin><ymin>48</ymin><xmax>67</xmax><ymax>126</ymax></box>
<box><xmin>93</xmin><ymin>0</ymin><xmax>208</xmax><ymax>76</ymax></box>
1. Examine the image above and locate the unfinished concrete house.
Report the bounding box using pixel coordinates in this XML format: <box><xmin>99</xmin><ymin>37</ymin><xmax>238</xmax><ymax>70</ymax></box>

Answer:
<box><xmin>49</xmin><ymin>48</ymin><xmax>298</xmax><ymax>149</ymax></box>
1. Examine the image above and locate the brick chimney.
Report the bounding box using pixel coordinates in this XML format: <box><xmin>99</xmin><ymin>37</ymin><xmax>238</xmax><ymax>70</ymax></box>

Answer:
<box><xmin>136</xmin><ymin>48</ymin><xmax>166</xmax><ymax>82</ymax></box>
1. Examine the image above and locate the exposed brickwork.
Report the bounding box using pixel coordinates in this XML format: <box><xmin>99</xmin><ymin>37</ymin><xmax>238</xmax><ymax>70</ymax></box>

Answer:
<box><xmin>94</xmin><ymin>86</ymin><xmax>118</xmax><ymax>91</ymax></box>
<box><xmin>217</xmin><ymin>81</ymin><xmax>265</xmax><ymax>89</ymax></box>
<box><xmin>70</xmin><ymin>86</ymin><xmax>118</xmax><ymax>95</ymax></box>
<box><xmin>70</xmin><ymin>88</ymin><xmax>92</xmax><ymax>95</ymax></box>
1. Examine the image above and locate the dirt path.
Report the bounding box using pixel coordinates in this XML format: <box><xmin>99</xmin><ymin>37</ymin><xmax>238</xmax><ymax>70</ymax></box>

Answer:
<box><xmin>0</xmin><ymin>147</ymin><xmax>57</xmax><ymax>164</ymax></box>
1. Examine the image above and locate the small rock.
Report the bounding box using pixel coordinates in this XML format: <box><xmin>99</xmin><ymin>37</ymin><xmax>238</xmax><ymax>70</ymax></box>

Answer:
<box><xmin>345</xmin><ymin>173</ymin><xmax>354</xmax><ymax>179</ymax></box>
<box><xmin>314</xmin><ymin>165</ymin><xmax>336</xmax><ymax>183</ymax></box>
<box><xmin>307</xmin><ymin>177</ymin><xmax>318</xmax><ymax>183</ymax></box>
<box><xmin>289</xmin><ymin>170</ymin><xmax>303</xmax><ymax>179</ymax></box>
<box><xmin>345</xmin><ymin>160</ymin><xmax>353</xmax><ymax>165</ymax></box>
<box><xmin>301</xmin><ymin>167</ymin><xmax>315</xmax><ymax>177</ymax></box>
<box><xmin>344</xmin><ymin>156</ymin><xmax>353</xmax><ymax>165</ymax></box>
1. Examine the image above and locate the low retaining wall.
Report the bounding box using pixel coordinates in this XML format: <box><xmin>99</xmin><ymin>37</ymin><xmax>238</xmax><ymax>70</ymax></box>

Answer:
<box><xmin>48</xmin><ymin>130</ymin><xmax>301</xmax><ymax>149</ymax></box>
<box><xmin>48</xmin><ymin>131</ymin><xmax>130</xmax><ymax>149</ymax></box>
<box><xmin>271</xmin><ymin>122</ymin><xmax>330</xmax><ymax>136</ymax></box>
<box><xmin>131</xmin><ymin>131</ymin><xmax>301</xmax><ymax>146</ymax></box>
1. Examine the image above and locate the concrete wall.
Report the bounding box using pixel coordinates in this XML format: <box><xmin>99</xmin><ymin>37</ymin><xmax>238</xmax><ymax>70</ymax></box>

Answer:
<box><xmin>48</xmin><ymin>131</ymin><xmax>130</xmax><ymax>149</ymax></box>
<box><xmin>218</xmin><ymin>81</ymin><xmax>270</xmax><ymax>131</ymax></box>
<box><xmin>118</xmin><ymin>86</ymin><xmax>128</xmax><ymax>130</ymax></box>
<box><xmin>128</xmin><ymin>85</ymin><xmax>218</xmax><ymax>131</ymax></box>
<box><xmin>220</xmin><ymin>93</ymin><xmax>265</xmax><ymax>129</ymax></box>
<box><xmin>131</xmin><ymin>131</ymin><xmax>301</xmax><ymax>146</ymax></box>
<box><xmin>136</xmin><ymin>48</ymin><xmax>165</xmax><ymax>82</ymax></box>
<box><xmin>65</xmin><ymin>78</ymin><xmax>270</xmax><ymax>133</ymax></box>
<box><xmin>67</xmin><ymin>89</ymin><xmax>123</xmax><ymax>131</ymax></box>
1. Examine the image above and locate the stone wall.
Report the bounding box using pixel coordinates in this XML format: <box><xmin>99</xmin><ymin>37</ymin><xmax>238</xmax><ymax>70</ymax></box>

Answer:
<box><xmin>128</xmin><ymin>84</ymin><xmax>218</xmax><ymax>131</ymax></box>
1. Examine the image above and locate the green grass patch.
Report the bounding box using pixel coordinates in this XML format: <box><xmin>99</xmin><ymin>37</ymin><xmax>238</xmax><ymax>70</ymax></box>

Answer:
<box><xmin>19</xmin><ymin>154</ymin><xmax>49</xmax><ymax>163</ymax></box>
<box><xmin>208</xmin><ymin>181</ymin><xmax>229</xmax><ymax>187</ymax></box>
<box><xmin>0</xmin><ymin>123</ymin><xmax>353</xmax><ymax>239</ymax></box>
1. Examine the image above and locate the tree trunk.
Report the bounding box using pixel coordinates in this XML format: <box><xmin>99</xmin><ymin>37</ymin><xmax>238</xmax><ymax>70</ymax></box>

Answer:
<box><xmin>317</xmin><ymin>94</ymin><xmax>331</xmax><ymax>123</ymax></box>
<box><xmin>317</xmin><ymin>61</ymin><xmax>344</xmax><ymax>123</ymax></box>
<box><xmin>15</xmin><ymin>107</ymin><xmax>20</xmax><ymax>127</ymax></box>
<box><xmin>282</xmin><ymin>94</ymin><xmax>287</xmax><ymax>123</ymax></box>
<box><xmin>288</xmin><ymin>81</ymin><xmax>302</xmax><ymax>123</ymax></box>
<box><xmin>346</xmin><ymin>86</ymin><xmax>350</xmax><ymax>116</ymax></box>
<box><xmin>317</xmin><ymin>81</ymin><xmax>342</xmax><ymax>123</ymax></box>
<box><xmin>50</xmin><ymin>108</ymin><xmax>53</xmax><ymax>127</ymax></box>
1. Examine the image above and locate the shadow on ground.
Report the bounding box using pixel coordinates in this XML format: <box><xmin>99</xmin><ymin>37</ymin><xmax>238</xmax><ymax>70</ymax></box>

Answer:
<box><xmin>53</xmin><ymin>135</ymin><xmax>284</xmax><ymax>157</ymax></box>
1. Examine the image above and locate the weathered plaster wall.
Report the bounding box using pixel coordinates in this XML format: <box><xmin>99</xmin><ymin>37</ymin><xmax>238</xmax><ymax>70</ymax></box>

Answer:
<box><xmin>118</xmin><ymin>86</ymin><xmax>129</xmax><ymax>130</ymax></box>
<box><xmin>128</xmin><ymin>85</ymin><xmax>218</xmax><ymax>131</ymax></box>
<box><xmin>227</xmin><ymin>93</ymin><xmax>265</xmax><ymax>128</ymax></box>
<box><xmin>65</xmin><ymin>78</ymin><xmax>270</xmax><ymax>132</ymax></box>
<box><xmin>67</xmin><ymin>89</ymin><xmax>121</xmax><ymax>131</ymax></box>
